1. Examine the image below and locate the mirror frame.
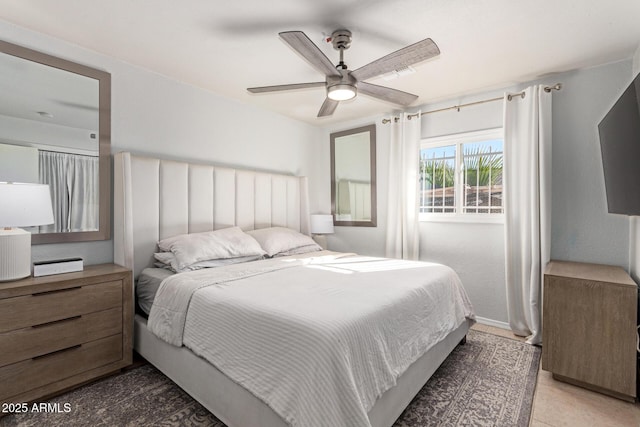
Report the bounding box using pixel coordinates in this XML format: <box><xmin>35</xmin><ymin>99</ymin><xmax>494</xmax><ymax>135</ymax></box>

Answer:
<box><xmin>330</xmin><ymin>124</ymin><xmax>377</xmax><ymax>227</ymax></box>
<box><xmin>0</xmin><ymin>40</ymin><xmax>111</xmax><ymax>244</ymax></box>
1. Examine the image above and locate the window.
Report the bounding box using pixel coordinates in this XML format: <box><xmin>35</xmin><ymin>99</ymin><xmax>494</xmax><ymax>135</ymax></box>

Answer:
<box><xmin>419</xmin><ymin>128</ymin><xmax>504</xmax><ymax>222</ymax></box>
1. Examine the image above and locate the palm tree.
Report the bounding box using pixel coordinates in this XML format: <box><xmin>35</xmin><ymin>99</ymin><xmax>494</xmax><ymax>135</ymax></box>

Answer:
<box><xmin>463</xmin><ymin>146</ymin><xmax>503</xmax><ymax>188</ymax></box>
<box><xmin>420</xmin><ymin>155</ymin><xmax>455</xmax><ymax>189</ymax></box>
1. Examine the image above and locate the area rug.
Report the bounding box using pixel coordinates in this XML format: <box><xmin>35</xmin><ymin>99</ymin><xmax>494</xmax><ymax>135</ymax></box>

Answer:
<box><xmin>2</xmin><ymin>329</ymin><xmax>540</xmax><ymax>427</ymax></box>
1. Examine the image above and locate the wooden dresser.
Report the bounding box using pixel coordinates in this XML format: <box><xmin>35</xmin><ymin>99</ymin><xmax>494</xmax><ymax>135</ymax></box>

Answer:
<box><xmin>0</xmin><ymin>264</ymin><xmax>132</xmax><ymax>405</ymax></box>
<box><xmin>542</xmin><ymin>260</ymin><xmax>638</xmax><ymax>401</ymax></box>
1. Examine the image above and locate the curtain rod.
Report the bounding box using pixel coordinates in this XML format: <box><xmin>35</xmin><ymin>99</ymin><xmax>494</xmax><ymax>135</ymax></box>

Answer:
<box><xmin>38</xmin><ymin>148</ymin><xmax>99</xmax><ymax>158</ymax></box>
<box><xmin>381</xmin><ymin>83</ymin><xmax>562</xmax><ymax>124</ymax></box>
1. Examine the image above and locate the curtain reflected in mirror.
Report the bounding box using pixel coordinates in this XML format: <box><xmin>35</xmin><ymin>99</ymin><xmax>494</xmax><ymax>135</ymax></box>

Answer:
<box><xmin>0</xmin><ymin>40</ymin><xmax>110</xmax><ymax>243</ymax></box>
<box><xmin>330</xmin><ymin>124</ymin><xmax>377</xmax><ymax>227</ymax></box>
<box><xmin>39</xmin><ymin>151</ymin><xmax>99</xmax><ymax>233</ymax></box>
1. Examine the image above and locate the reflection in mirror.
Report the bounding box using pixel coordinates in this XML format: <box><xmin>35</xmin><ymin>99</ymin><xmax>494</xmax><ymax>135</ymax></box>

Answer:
<box><xmin>0</xmin><ymin>40</ymin><xmax>111</xmax><ymax>243</ymax></box>
<box><xmin>330</xmin><ymin>124</ymin><xmax>377</xmax><ymax>227</ymax></box>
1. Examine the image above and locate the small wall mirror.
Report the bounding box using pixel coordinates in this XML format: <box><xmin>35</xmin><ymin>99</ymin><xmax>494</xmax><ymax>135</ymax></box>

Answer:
<box><xmin>0</xmin><ymin>40</ymin><xmax>111</xmax><ymax>243</ymax></box>
<box><xmin>330</xmin><ymin>124</ymin><xmax>377</xmax><ymax>227</ymax></box>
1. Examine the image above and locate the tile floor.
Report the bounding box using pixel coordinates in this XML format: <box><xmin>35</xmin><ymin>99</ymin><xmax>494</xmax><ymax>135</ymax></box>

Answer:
<box><xmin>471</xmin><ymin>323</ymin><xmax>640</xmax><ymax>427</ymax></box>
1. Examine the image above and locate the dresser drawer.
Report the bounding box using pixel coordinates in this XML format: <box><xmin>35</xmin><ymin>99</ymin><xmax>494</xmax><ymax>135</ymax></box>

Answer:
<box><xmin>0</xmin><ymin>280</ymin><xmax>122</xmax><ymax>333</ymax></box>
<box><xmin>0</xmin><ymin>264</ymin><xmax>132</xmax><ymax>405</ymax></box>
<box><xmin>0</xmin><ymin>307</ymin><xmax>122</xmax><ymax>367</ymax></box>
<box><xmin>0</xmin><ymin>334</ymin><xmax>122</xmax><ymax>401</ymax></box>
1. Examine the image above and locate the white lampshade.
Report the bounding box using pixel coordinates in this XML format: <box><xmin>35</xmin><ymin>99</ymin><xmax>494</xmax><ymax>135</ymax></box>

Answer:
<box><xmin>310</xmin><ymin>214</ymin><xmax>335</xmax><ymax>234</ymax></box>
<box><xmin>0</xmin><ymin>182</ymin><xmax>54</xmax><ymax>282</ymax></box>
<box><xmin>0</xmin><ymin>182</ymin><xmax>54</xmax><ymax>227</ymax></box>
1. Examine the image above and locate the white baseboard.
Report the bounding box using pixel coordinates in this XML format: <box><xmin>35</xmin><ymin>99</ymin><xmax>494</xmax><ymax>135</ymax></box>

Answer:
<box><xmin>475</xmin><ymin>316</ymin><xmax>510</xmax><ymax>330</ymax></box>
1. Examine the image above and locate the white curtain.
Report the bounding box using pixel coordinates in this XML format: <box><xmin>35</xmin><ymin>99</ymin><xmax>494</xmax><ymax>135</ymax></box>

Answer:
<box><xmin>39</xmin><ymin>151</ymin><xmax>99</xmax><ymax>233</ymax></box>
<box><xmin>503</xmin><ymin>85</ymin><xmax>552</xmax><ymax>345</ymax></box>
<box><xmin>385</xmin><ymin>111</ymin><xmax>421</xmax><ymax>260</ymax></box>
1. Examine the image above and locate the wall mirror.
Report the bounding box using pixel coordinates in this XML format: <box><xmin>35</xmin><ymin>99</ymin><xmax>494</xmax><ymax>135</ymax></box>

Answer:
<box><xmin>0</xmin><ymin>40</ymin><xmax>111</xmax><ymax>243</ymax></box>
<box><xmin>330</xmin><ymin>124</ymin><xmax>377</xmax><ymax>227</ymax></box>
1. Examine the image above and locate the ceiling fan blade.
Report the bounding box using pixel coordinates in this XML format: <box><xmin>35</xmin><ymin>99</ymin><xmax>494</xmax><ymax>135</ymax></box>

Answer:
<box><xmin>351</xmin><ymin>38</ymin><xmax>440</xmax><ymax>82</ymax></box>
<box><xmin>318</xmin><ymin>98</ymin><xmax>339</xmax><ymax>117</ymax></box>
<box><xmin>279</xmin><ymin>31</ymin><xmax>342</xmax><ymax>77</ymax></box>
<box><xmin>248</xmin><ymin>82</ymin><xmax>325</xmax><ymax>93</ymax></box>
<box><xmin>358</xmin><ymin>82</ymin><xmax>418</xmax><ymax>106</ymax></box>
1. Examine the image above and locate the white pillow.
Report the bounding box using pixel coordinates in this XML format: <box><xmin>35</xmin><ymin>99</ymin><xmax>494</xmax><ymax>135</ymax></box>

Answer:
<box><xmin>247</xmin><ymin>227</ymin><xmax>321</xmax><ymax>257</ymax></box>
<box><xmin>273</xmin><ymin>244</ymin><xmax>324</xmax><ymax>257</ymax></box>
<box><xmin>157</xmin><ymin>227</ymin><xmax>266</xmax><ymax>271</ymax></box>
<box><xmin>153</xmin><ymin>251</ymin><xmax>176</xmax><ymax>266</ymax></box>
<box><xmin>154</xmin><ymin>252</ymin><xmax>264</xmax><ymax>273</ymax></box>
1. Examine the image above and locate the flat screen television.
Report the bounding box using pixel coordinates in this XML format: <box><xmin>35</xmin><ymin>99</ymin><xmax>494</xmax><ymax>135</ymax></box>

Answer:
<box><xmin>598</xmin><ymin>72</ymin><xmax>640</xmax><ymax>215</ymax></box>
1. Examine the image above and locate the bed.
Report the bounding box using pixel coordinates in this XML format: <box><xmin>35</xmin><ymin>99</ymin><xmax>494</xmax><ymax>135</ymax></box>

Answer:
<box><xmin>113</xmin><ymin>151</ymin><xmax>474</xmax><ymax>427</ymax></box>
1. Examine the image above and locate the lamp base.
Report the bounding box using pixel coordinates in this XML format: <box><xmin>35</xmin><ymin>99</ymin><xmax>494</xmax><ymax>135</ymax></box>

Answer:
<box><xmin>312</xmin><ymin>234</ymin><xmax>328</xmax><ymax>250</ymax></box>
<box><xmin>0</xmin><ymin>228</ymin><xmax>31</xmax><ymax>282</ymax></box>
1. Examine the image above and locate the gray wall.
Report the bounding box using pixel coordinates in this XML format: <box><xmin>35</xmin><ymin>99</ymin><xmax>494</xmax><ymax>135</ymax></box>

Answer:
<box><xmin>0</xmin><ymin>20</ymin><xmax>324</xmax><ymax>265</ymax></box>
<box><xmin>323</xmin><ymin>59</ymin><xmax>636</xmax><ymax>325</ymax></box>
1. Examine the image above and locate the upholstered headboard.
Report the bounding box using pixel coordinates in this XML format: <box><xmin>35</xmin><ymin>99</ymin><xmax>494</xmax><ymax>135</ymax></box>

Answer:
<box><xmin>113</xmin><ymin>152</ymin><xmax>310</xmax><ymax>278</ymax></box>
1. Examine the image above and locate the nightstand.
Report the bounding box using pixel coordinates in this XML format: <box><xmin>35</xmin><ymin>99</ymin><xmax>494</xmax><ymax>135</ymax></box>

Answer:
<box><xmin>0</xmin><ymin>264</ymin><xmax>133</xmax><ymax>405</ymax></box>
<box><xmin>542</xmin><ymin>260</ymin><xmax>638</xmax><ymax>401</ymax></box>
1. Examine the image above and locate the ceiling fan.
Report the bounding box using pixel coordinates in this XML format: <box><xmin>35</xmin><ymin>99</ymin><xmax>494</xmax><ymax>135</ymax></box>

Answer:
<box><xmin>247</xmin><ymin>30</ymin><xmax>440</xmax><ymax>117</ymax></box>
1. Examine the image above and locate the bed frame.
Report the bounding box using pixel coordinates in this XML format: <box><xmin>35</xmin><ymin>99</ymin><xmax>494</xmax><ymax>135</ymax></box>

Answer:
<box><xmin>113</xmin><ymin>151</ymin><xmax>470</xmax><ymax>427</ymax></box>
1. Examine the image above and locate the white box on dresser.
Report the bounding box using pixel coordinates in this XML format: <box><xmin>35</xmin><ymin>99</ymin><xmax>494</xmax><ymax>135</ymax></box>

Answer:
<box><xmin>33</xmin><ymin>258</ymin><xmax>84</xmax><ymax>277</ymax></box>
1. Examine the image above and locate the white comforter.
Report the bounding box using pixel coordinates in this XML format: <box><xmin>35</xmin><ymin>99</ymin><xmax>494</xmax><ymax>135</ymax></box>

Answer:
<box><xmin>148</xmin><ymin>251</ymin><xmax>475</xmax><ymax>427</ymax></box>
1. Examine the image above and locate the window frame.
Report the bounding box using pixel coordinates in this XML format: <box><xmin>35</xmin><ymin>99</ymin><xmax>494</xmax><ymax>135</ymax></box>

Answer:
<box><xmin>419</xmin><ymin>128</ymin><xmax>504</xmax><ymax>224</ymax></box>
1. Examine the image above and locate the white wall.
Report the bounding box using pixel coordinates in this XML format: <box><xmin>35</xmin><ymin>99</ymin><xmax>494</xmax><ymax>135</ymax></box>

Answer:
<box><xmin>0</xmin><ymin>115</ymin><xmax>98</xmax><ymax>154</ymax></box>
<box><xmin>321</xmin><ymin>119</ymin><xmax>389</xmax><ymax>257</ymax></box>
<box><xmin>334</xmin><ymin>133</ymin><xmax>370</xmax><ymax>182</ymax></box>
<box><xmin>419</xmin><ymin>92</ymin><xmax>507</xmax><ymax>324</ymax></box>
<box><xmin>632</xmin><ymin>217</ymin><xmax>639</xmax><ymax>283</ymax></box>
<box><xmin>550</xmin><ymin>60</ymin><xmax>631</xmax><ymax>266</ymax></box>
<box><xmin>3</xmin><ymin>18</ymin><xmax>636</xmax><ymax>322</ymax></box>
<box><xmin>630</xmin><ymin>43</ymin><xmax>640</xmax><ymax>283</ymax></box>
<box><xmin>322</xmin><ymin>59</ymin><xmax>636</xmax><ymax>325</ymax></box>
<box><xmin>0</xmin><ymin>20</ymin><xmax>324</xmax><ymax>265</ymax></box>
<box><xmin>321</xmin><ymin>94</ymin><xmax>508</xmax><ymax>324</ymax></box>
<box><xmin>0</xmin><ymin>143</ymin><xmax>38</xmax><ymax>182</ymax></box>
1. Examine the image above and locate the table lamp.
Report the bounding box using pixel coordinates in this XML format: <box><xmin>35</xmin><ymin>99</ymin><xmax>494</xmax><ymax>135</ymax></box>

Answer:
<box><xmin>310</xmin><ymin>214</ymin><xmax>335</xmax><ymax>250</ymax></box>
<box><xmin>0</xmin><ymin>182</ymin><xmax>54</xmax><ymax>281</ymax></box>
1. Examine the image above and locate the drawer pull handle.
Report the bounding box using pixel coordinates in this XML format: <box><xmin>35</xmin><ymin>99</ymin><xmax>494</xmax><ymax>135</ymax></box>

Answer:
<box><xmin>31</xmin><ymin>315</ymin><xmax>82</xmax><ymax>329</ymax></box>
<box><xmin>32</xmin><ymin>286</ymin><xmax>82</xmax><ymax>297</ymax></box>
<box><xmin>33</xmin><ymin>344</ymin><xmax>82</xmax><ymax>360</ymax></box>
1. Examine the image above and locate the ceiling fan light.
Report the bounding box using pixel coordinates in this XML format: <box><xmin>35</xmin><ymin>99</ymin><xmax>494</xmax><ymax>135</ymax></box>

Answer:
<box><xmin>327</xmin><ymin>84</ymin><xmax>356</xmax><ymax>101</ymax></box>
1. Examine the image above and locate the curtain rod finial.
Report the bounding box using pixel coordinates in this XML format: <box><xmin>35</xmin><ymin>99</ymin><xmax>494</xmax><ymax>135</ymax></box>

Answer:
<box><xmin>544</xmin><ymin>83</ymin><xmax>562</xmax><ymax>93</ymax></box>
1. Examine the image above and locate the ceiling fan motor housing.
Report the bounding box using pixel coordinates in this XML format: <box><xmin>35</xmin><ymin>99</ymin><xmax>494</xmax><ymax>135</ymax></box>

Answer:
<box><xmin>331</xmin><ymin>30</ymin><xmax>352</xmax><ymax>50</ymax></box>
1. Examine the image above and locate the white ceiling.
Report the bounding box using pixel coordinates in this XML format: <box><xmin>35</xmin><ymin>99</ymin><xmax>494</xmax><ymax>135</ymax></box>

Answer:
<box><xmin>2</xmin><ymin>0</ymin><xmax>640</xmax><ymax>126</ymax></box>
